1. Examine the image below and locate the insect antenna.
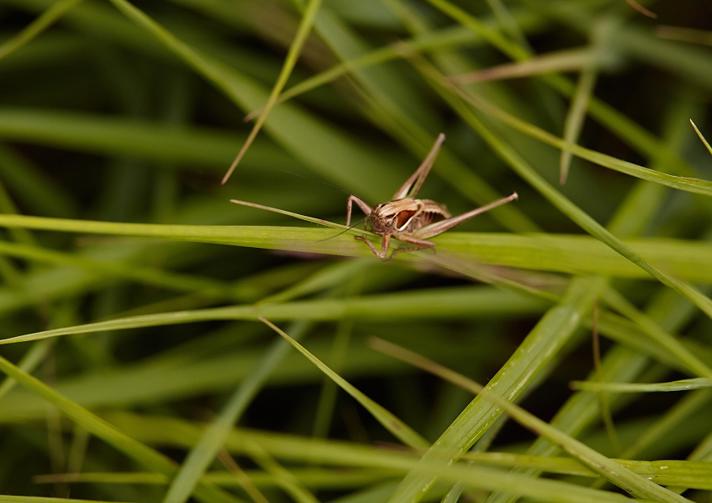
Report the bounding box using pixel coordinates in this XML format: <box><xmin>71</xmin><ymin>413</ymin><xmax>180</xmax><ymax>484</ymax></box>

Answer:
<box><xmin>229</xmin><ymin>199</ymin><xmax>347</xmax><ymax>230</ymax></box>
<box><xmin>316</xmin><ymin>217</ymin><xmax>367</xmax><ymax>242</ymax></box>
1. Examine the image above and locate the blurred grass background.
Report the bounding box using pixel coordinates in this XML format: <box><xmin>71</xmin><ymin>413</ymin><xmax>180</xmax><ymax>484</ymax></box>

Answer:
<box><xmin>0</xmin><ymin>0</ymin><xmax>711</xmax><ymax>502</ymax></box>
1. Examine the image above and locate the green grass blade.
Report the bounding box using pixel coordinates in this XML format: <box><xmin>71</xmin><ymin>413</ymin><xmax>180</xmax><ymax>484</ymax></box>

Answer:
<box><xmin>0</xmin><ymin>215</ymin><xmax>710</xmax><ymax>282</ymax></box>
<box><xmin>690</xmin><ymin>119</ymin><xmax>712</xmax><ymax>157</ymax></box>
<box><xmin>0</xmin><ymin>240</ymin><xmax>234</xmax><ymax>297</ymax></box>
<box><xmin>106</xmin><ymin>412</ymin><xmax>712</xmax><ymax>490</ymax></box>
<box><xmin>0</xmin><ymin>0</ymin><xmax>82</xmax><ymax>61</ymax></box>
<box><xmin>602</xmin><ymin>287</ymin><xmax>712</xmax><ymax>378</ymax></box>
<box><xmin>559</xmin><ymin>57</ymin><xmax>597</xmax><ymax>184</ymax></box>
<box><xmin>0</xmin><ymin>357</ymin><xmax>238</xmax><ymax>503</ymax></box>
<box><xmin>104</xmin><ymin>0</ymin><xmax>401</xmax><ymax>199</ymax></box>
<box><xmin>571</xmin><ymin>378</ymin><xmax>712</xmax><ymax>393</ymax></box>
<box><xmin>0</xmin><ymin>496</ymin><xmax>127</xmax><ymax>503</ymax></box>
<box><xmin>221</xmin><ymin>0</ymin><xmax>322</xmax><ymax>184</ymax></box>
<box><xmin>259</xmin><ymin>318</ymin><xmax>429</xmax><ymax>450</ymax></box>
<box><xmin>0</xmin><ymin>285</ymin><xmax>545</xmax><ymax>346</ymax></box>
<box><xmin>371</xmin><ymin>338</ymin><xmax>693</xmax><ymax>503</ymax></box>
<box><xmin>443</xmin><ymin>83</ymin><xmax>712</xmax><ymax>197</ymax></box>
<box><xmin>163</xmin><ymin>322</ymin><xmax>311</xmax><ymax>503</ymax></box>
<box><xmin>415</xmin><ymin>59</ymin><xmax>712</xmax><ymax>317</ymax></box>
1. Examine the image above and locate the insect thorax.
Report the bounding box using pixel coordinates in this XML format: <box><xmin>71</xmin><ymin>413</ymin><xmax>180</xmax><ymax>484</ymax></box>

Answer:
<box><xmin>367</xmin><ymin>199</ymin><xmax>449</xmax><ymax>234</ymax></box>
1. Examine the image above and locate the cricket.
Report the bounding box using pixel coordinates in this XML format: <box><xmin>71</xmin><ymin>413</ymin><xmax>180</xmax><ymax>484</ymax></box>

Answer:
<box><xmin>347</xmin><ymin>133</ymin><xmax>518</xmax><ymax>259</ymax></box>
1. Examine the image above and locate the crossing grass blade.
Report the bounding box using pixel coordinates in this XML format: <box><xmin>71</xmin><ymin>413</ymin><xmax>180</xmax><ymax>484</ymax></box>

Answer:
<box><xmin>0</xmin><ymin>215</ymin><xmax>710</xmax><ymax>281</ymax></box>
<box><xmin>690</xmin><ymin>119</ymin><xmax>712</xmax><ymax>156</ymax></box>
<box><xmin>221</xmin><ymin>0</ymin><xmax>322</xmax><ymax>184</ymax></box>
<box><xmin>0</xmin><ymin>0</ymin><xmax>82</xmax><ymax>61</ymax></box>
<box><xmin>0</xmin><ymin>357</ymin><xmax>239</xmax><ymax>503</ymax></box>
<box><xmin>259</xmin><ymin>317</ymin><xmax>429</xmax><ymax>450</ymax></box>
<box><xmin>370</xmin><ymin>338</ymin><xmax>694</xmax><ymax>503</ymax></box>
<box><xmin>571</xmin><ymin>378</ymin><xmax>712</xmax><ymax>393</ymax></box>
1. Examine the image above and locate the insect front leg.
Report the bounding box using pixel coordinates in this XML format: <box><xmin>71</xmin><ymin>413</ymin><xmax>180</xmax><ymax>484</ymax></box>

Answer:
<box><xmin>346</xmin><ymin>195</ymin><xmax>372</xmax><ymax>227</ymax></box>
<box><xmin>356</xmin><ymin>233</ymin><xmax>391</xmax><ymax>260</ymax></box>
<box><xmin>390</xmin><ymin>234</ymin><xmax>436</xmax><ymax>258</ymax></box>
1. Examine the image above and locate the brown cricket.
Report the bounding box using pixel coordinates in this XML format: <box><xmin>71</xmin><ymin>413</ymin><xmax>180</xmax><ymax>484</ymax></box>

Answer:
<box><xmin>347</xmin><ymin>133</ymin><xmax>518</xmax><ymax>259</ymax></box>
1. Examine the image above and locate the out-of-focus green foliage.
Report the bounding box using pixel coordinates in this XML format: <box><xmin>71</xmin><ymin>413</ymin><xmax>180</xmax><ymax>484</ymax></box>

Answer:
<box><xmin>0</xmin><ymin>1</ymin><xmax>710</xmax><ymax>502</ymax></box>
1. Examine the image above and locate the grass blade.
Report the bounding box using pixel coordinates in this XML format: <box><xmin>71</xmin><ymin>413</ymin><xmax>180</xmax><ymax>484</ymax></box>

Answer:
<box><xmin>163</xmin><ymin>322</ymin><xmax>312</xmax><ymax>503</ymax></box>
<box><xmin>259</xmin><ymin>317</ymin><xmax>429</xmax><ymax>450</ymax></box>
<box><xmin>571</xmin><ymin>378</ymin><xmax>712</xmax><ymax>393</ymax></box>
<box><xmin>0</xmin><ymin>357</ymin><xmax>238</xmax><ymax>503</ymax></box>
<box><xmin>221</xmin><ymin>0</ymin><xmax>322</xmax><ymax>184</ymax></box>
<box><xmin>371</xmin><ymin>338</ymin><xmax>693</xmax><ymax>503</ymax></box>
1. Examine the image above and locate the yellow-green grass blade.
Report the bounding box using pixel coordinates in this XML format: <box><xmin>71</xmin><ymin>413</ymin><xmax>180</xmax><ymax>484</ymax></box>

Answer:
<box><xmin>690</xmin><ymin>119</ymin><xmax>712</xmax><ymax>157</ymax></box>
<box><xmin>0</xmin><ymin>357</ymin><xmax>239</xmax><ymax>503</ymax></box>
<box><xmin>383</xmin><ymin>274</ymin><xmax>608</xmax><ymax>501</ymax></box>
<box><xmin>602</xmin><ymin>287</ymin><xmax>712</xmax><ymax>378</ymax></box>
<box><xmin>429</xmin><ymin>0</ymin><xmax>704</xmax><ymax>177</ymax></box>
<box><xmin>415</xmin><ymin>59</ymin><xmax>712</xmax><ymax>317</ymax></box>
<box><xmin>221</xmin><ymin>0</ymin><xmax>322</xmax><ymax>184</ymax></box>
<box><xmin>0</xmin><ymin>497</ymin><xmax>127</xmax><ymax>503</ymax></box>
<box><xmin>163</xmin><ymin>321</ymin><xmax>312</xmax><ymax>503</ymax></box>
<box><xmin>0</xmin><ymin>340</ymin><xmax>53</xmax><ymax>400</ymax></box>
<box><xmin>371</xmin><ymin>338</ymin><xmax>693</xmax><ymax>503</ymax></box>
<box><xmin>104</xmin><ymin>0</ymin><xmax>402</xmax><ymax>200</ymax></box>
<box><xmin>112</xmin><ymin>416</ymin><xmax>648</xmax><ymax>503</ymax></box>
<box><xmin>0</xmin><ymin>215</ymin><xmax>710</xmax><ymax>281</ymax></box>
<box><xmin>0</xmin><ymin>285</ymin><xmax>545</xmax><ymax>346</ymax></box>
<box><xmin>491</xmin><ymin>288</ymin><xmax>707</xmax><ymax>503</ymax></box>
<box><xmin>443</xmin><ymin>82</ymin><xmax>712</xmax><ymax>197</ymax></box>
<box><xmin>0</xmin><ymin>240</ymin><xmax>234</xmax><ymax>298</ymax></box>
<box><xmin>483</xmin><ymin>95</ymin><xmax>705</xmax><ymax>503</ymax></box>
<box><xmin>104</xmin><ymin>412</ymin><xmax>712</xmax><ymax>491</ymax></box>
<box><xmin>0</xmin><ymin>0</ymin><xmax>82</xmax><ymax>61</ymax></box>
<box><xmin>260</xmin><ymin>318</ymin><xmax>429</xmax><ymax>450</ymax></box>
<box><xmin>559</xmin><ymin>53</ymin><xmax>598</xmax><ymax>184</ymax></box>
<box><xmin>245</xmin><ymin>440</ymin><xmax>318</xmax><ymax>503</ymax></box>
<box><xmin>36</xmin><ymin>468</ymin><xmax>396</xmax><ymax>490</ymax></box>
<box><xmin>572</xmin><ymin>378</ymin><xmax>712</xmax><ymax>393</ymax></box>
<box><xmin>33</xmin><ymin>449</ymin><xmax>712</xmax><ymax>491</ymax></box>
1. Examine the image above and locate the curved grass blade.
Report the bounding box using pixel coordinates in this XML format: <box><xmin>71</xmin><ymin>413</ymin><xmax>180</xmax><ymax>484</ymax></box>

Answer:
<box><xmin>0</xmin><ymin>215</ymin><xmax>710</xmax><ymax>282</ymax></box>
<box><xmin>571</xmin><ymin>378</ymin><xmax>712</xmax><ymax>393</ymax></box>
<box><xmin>450</xmin><ymin>47</ymin><xmax>600</xmax><ymax>84</ymax></box>
<box><xmin>0</xmin><ymin>0</ymin><xmax>82</xmax><ymax>61</ymax></box>
<box><xmin>559</xmin><ymin>54</ymin><xmax>598</xmax><ymax>184</ymax></box>
<box><xmin>0</xmin><ymin>240</ymin><xmax>233</xmax><ymax>297</ymax></box>
<box><xmin>0</xmin><ymin>496</ymin><xmax>127</xmax><ymax>503</ymax></box>
<box><xmin>371</xmin><ymin>338</ymin><xmax>693</xmax><ymax>503</ymax></box>
<box><xmin>259</xmin><ymin>317</ymin><xmax>429</xmax><ymax>450</ymax></box>
<box><xmin>690</xmin><ymin>119</ymin><xmax>712</xmax><ymax>156</ymax></box>
<box><xmin>104</xmin><ymin>0</ymin><xmax>400</xmax><ymax>199</ymax></box>
<box><xmin>424</xmin><ymin>0</ymin><xmax>704</xmax><ymax>180</ymax></box>
<box><xmin>221</xmin><ymin>0</ymin><xmax>322</xmax><ymax>184</ymax></box>
<box><xmin>446</xmin><ymin>81</ymin><xmax>712</xmax><ymax>197</ymax></box>
<box><xmin>0</xmin><ymin>357</ymin><xmax>238</xmax><ymax>503</ymax></box>
<box><xmin>162</xmin><ymin>322</ymin><xmax>312</xmax><ymax>503</ymax></box>
<box><xmin>414</xmin><ymin>58</ymin><xmax>712</xmax><ymax>317</ymax></box>
<box><xmin>107</xmin><ymin>412</ymin><xmax>712</xmax><ymax>490</ymax></box>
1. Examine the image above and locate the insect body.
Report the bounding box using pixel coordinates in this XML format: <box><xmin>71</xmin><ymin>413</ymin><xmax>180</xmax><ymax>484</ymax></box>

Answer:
<box><xmin>347</xmin><ymin>133</ymin><xmax>518</xmax><ymax>259</ymax></box>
